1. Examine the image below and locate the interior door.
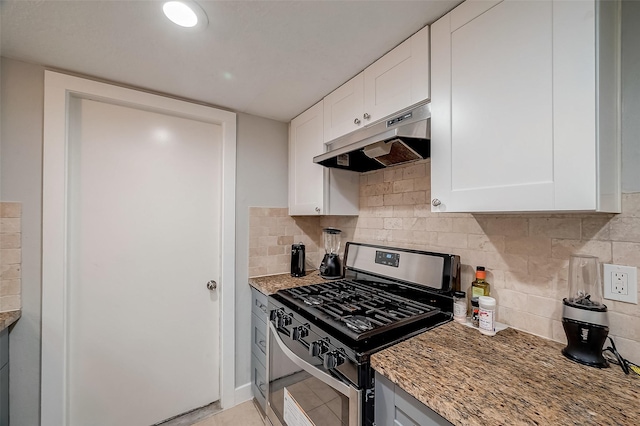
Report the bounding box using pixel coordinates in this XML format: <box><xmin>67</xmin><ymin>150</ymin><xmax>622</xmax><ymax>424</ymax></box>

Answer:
<box><xmin>65</xmin><ymin>97</ymin><xmax>221</xmax><ymax>425</ymax></box>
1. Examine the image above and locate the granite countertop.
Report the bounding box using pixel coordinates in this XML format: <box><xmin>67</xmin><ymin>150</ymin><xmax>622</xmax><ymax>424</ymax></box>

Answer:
<box><xmin>371</xmin><ymin>322</ymin><xmax>640</xmax><ymax>426</ymax></box>
<box><xmin>0</xmin><ymin>310</ymin><xmax>21</xmax><ymax>331</ymax></box>
<box><xmin>248</xmin><ymin>270</ymin><xmax>330</xmax><ymax>295</ymax></box>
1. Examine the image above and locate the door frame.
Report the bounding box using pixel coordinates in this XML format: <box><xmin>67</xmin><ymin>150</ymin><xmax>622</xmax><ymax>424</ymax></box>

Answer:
<box><xmin>41</xmin><ymin>70</ymin><xmax>237</xmax><ymax>425</ymax></box>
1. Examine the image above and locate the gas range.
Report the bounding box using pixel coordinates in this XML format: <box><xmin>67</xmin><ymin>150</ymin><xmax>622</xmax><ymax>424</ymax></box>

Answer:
<box><xmin>266</xmin><ymin>242</ymin><xmax>460</xmax><ymax>426</ymax></box>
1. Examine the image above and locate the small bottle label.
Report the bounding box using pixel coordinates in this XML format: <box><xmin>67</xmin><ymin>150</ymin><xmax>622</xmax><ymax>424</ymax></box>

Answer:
<box><xmin>453</xmin><ymin>301</ymin><xmax>466</xmax><ymax>317</ymax></box>
<box><xmin>472</xmin><ymin>287</ymin><xmax>485</xmax><ymax>297</ymax></box>
<box><xmin>479</xmin><ymin>308</ymin><xmax>494</xmax><ymax>332</ymax></box>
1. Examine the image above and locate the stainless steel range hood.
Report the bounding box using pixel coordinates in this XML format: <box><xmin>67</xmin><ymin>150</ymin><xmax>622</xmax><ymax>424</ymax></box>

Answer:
<box><xmin>313</xmin><ymin>103</ymin><xmax>430</xmax><ymax>173</ymax></box>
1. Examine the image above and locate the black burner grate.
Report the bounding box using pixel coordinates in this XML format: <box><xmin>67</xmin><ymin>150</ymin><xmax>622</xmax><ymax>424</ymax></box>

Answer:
<box><xmin>282</xmin><ymin>280</ymin><xmax>438</xmax><ymax>339</ymax></box>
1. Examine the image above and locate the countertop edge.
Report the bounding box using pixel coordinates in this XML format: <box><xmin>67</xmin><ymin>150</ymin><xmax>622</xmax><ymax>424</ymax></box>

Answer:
<box><xmin>0</xmin><ymin>310</ymin><xmax>21</xmax><ymax>331</ymax></box>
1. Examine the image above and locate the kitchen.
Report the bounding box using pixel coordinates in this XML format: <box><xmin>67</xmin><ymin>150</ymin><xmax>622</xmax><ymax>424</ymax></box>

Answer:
<box><xmin>1</xmin><ymin>1</ymin><xmax>640</xmax><ymax>425</ymax></box>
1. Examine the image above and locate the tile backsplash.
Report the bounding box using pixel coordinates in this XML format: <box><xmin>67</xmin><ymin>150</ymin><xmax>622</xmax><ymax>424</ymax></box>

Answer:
<box><xmin>248</xmin><ymin>207</ymin><xmax>357</xmax><ymax>278</ymax></box>
<box><xmin>247</xmin><ymin>160</ymin><xmax>640</xmax><ymax>364</ymax></box>
<box><xmin>0</xmin><ymin>202</ymin><xmax>22</xmax><ymax>312</ymax></box>
<box><xmin>355</xmin><ymin>159</ymin><xmax>640</xmax><ymax>364</ymax></box>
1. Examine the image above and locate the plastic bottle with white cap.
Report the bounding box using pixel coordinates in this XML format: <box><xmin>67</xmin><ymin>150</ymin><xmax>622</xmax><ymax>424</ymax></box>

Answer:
<box><xmin>478</xmin><ymin>296</ymin><xmax>497</xmax><ymax>336</ymax></box>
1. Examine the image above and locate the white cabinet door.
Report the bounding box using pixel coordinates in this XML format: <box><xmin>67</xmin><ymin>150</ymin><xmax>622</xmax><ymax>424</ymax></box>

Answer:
<box><xmin>289</xmin><ymin>101</ymin><xmax>360</xmax><ymax>216</ymax></box>
<box><xmin>289</xmin><ymin>101</ymin><xmax>325</xmax><ymax>215</ymax></box>
<box><xmin>430</xmin><ymin>0</ymin><xmax>620</xmax><ymax>213</ymax></box>
<box><xmin>324</xmin><ymin>73</ymin><xmax>364</xmax><ymax>143</ymax></box>
<box><xmin>364</xmin><ymin>26</ymin><xmax>430</xmax><ymax>124</ymax></box>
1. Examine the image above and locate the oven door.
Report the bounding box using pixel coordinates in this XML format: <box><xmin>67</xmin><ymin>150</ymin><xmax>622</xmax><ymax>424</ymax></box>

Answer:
<box><xmin>267</xmin><ymin>321</ymin><xmax>361</xmax><ymax>426</ymax></box>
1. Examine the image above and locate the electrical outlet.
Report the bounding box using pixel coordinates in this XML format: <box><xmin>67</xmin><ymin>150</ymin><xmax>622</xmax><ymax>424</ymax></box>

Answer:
<box><xmin>612</xmin><ymin>272</ymin><xmax>628</xmax><ymax>295</ymax></box>
<box><xmin>604</xmin><ymin>264</ymin><xmax>638</xmax><ymax>304</ymax></box>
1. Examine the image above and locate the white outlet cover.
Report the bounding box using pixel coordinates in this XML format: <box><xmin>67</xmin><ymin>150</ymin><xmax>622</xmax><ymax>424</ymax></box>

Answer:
<box><xmin>603</xmin><ymin>264</ymin><xmax>638</xmax><ymax>304</ymax></box>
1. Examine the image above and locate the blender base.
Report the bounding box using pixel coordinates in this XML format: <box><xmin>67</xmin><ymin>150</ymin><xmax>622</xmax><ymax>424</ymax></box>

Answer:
<box><xmin>561</xmin><ymin>318</ymin><xmax>609</xmax><ymax>368</ymax></box>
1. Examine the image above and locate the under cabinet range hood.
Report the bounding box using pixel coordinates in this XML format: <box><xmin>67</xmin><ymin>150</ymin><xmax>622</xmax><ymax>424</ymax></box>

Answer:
<box><xmin>314</xmin><ymin>103</ymin><xmax>430</xmax><ymax>172</ymax></box>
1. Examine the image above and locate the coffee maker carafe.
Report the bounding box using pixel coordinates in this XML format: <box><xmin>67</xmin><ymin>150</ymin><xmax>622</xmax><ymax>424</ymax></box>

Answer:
<box><xmin>561</xmin><ymin>254</ymin><xmax>609</xmax><ymax>367</ymax></box>
<box><xmin>319</xmin><ymin>228</ymin><xmax>342</xmax><ymax>279</ymax></box>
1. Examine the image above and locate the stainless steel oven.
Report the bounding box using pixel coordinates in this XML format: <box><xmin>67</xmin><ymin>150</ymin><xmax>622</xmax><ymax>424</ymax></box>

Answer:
<box><xmin>265</xmin><ymin>242</ymin><xmax>460</xmax><ymax>426</ymax></box>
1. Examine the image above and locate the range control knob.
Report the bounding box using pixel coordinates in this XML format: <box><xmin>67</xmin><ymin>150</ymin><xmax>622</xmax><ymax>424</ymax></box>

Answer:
<box><xmin>309</xmin><ymin>340</ymin><xmax>329</xmax><ymax>357</ymax></box>
<box><xmin>323</xmin><ymin>350</ymin><xmax>345</xmax><ymax>369</ymax></box>
<box><xmin>269</xmin><ymin>309</ymin><xmax>278</xmax><ymax>322</ymax></box>
<box><xmin>290</xmin><ymin>325</ymin><xmax>309</xmax><ymax>341</ymax></box>
<box><xmin>280</xmin><ymin>313</ymin><xmax>292</xmax><ymax>328</ymax></box>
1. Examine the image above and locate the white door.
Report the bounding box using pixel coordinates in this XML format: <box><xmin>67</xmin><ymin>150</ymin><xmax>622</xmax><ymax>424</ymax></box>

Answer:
<box><xmin>66</xmin><ymin>98</ymin><xmax>220</xmax><ymax>425</ymax></box>
<box><xmin>42</xmin><ymin>71</ymin><xmax>237</xmax><ymax>426</ymax></box>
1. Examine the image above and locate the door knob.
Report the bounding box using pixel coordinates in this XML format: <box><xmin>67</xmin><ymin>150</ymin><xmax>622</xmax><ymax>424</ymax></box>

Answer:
<box><xmin>206</xmin><ymin>280</ymin><xmax>217</xmax><ymax>291</ymax></box>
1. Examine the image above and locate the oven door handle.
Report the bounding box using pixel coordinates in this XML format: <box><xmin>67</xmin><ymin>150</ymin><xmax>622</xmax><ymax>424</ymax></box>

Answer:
<box><xmin>268</xmin><ymin>322</ymin><xmax>361</xmax><ymax>405</ymax></box>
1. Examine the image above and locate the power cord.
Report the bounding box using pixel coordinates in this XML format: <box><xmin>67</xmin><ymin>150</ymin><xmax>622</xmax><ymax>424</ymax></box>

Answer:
<box><xmin>602</xmin><ymin>336</ymin><xmax>640</xmax><ymax>376</ymax></box>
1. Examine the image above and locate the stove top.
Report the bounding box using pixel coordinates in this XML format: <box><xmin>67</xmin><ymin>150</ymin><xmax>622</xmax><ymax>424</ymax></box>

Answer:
<box><xmin>278</xmin><ymin>279</ymin><xmax>440</xmax><ymax>341</ymax></box>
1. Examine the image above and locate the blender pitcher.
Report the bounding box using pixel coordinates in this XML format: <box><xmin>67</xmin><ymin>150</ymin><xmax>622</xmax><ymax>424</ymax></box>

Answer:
<box><xmin>319</xmin><ymin>228</ymin><xmax>342</xmax><ymax>279</ymax></box>
<box><xmin>561</xmin><ymin>254</ymin><xmax>609</xmax><ymax>367</ymax></box>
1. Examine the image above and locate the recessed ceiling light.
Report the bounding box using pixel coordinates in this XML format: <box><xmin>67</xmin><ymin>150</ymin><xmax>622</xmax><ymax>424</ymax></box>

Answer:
<box><xmin>162</xmin><ymin>1</ymin><xmax>208</xmax><ymax>29</ymax></box>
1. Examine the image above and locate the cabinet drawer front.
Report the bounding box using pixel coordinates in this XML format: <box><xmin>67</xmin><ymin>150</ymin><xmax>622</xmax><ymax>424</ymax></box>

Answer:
<box><xmin>251</xmin><ymin>288</ymin><xmax>268</xmax><ymax>320</ymax></box>
<box><xmin>251</xmin><ymin>313</ymin><xmax>268</xmax><ymax>358</ymax></box>
<box><xmin>251</xmin><ymin>353</ymin><xmax>267</xmax><ymax>410</ymax></box>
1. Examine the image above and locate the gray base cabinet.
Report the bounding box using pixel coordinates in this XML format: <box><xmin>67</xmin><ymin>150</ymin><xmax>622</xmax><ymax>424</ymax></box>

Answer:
<box><xmin>250</xmin><ymin>288</ymin><xmax>269</xmax><ymax>412</ymax></box>
<box><xmin>375</xmin><ymin>372</ymin><xmax>452</xmax><ymax>426</ymax></box>
<box><xmin>0</xmin><ymin>328</ymin><xmax>8</xmax><ymax>426</ymax></box>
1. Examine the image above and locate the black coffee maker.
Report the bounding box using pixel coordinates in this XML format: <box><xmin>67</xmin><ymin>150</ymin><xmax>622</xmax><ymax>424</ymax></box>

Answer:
<box><xmin>319</xmin><ymin>228</ymin><xmax>342</xmax><ymax>279</ymax></box>
<box><xmin>562</xmin><ymin>255</ymin><xmax>609</xmax><ymax>367</ymax></box>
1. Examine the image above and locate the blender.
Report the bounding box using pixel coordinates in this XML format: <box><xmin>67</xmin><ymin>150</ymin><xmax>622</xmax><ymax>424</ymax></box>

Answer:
<box><xmin>319</xmin><ymin>228</ymin><xmax>342</xmax><ymax>279</ymax></box>
<box><xmin>561</xmin><ymin>254</ymin><xmax>609</xmax><ymax>367</ymax></box>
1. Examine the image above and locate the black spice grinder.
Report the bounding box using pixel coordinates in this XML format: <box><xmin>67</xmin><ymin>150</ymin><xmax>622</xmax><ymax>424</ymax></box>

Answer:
<box><xmin>291</xmin><ymin>243</ymin><xmax>305</xmax><ymax>277</ymax></box>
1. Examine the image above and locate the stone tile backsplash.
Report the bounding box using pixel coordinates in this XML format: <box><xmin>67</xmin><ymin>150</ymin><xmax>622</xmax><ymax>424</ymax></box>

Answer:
<box><xmin>355</xmin><ymin>159</ymin><xmax>640</xmax><ymax>364</ymax></box>
<box><xmin>248</xmin><ymin>207</ymin><xmax>357</xmax><ymax>278</ymax></box>
<box><xmin>247</xmin><ymin>159</ymin><xmax>640</xmax><ymax>364</ymax></box>
<box><xmin>0</xmin><ymin>202</ymin><xmax>22</xmax><ymax>312</ymax></box>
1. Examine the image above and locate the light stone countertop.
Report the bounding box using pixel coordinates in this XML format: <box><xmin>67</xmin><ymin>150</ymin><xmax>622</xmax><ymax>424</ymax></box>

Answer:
<box><xmin>0</xmin><ymin>310</ymin><xmax>21</xmax><ymax>331</ymax></box>
<box><xmin>248</xmin><ymin>270</ymin><xmax>331</xmax><ymax>295</ymax></box>
<box><xmin>371</xmin><ymin>321</ymin><xmax>640</xmax><ymax>426</ymax></box>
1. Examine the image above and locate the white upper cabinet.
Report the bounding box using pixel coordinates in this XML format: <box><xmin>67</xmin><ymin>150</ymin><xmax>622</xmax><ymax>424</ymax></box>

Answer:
<box><xmin>364</xmin><ymin>25</ymin><xmax>430</xmax><ymax>125</ymax></box>
<box><xmin>289</xmin><ymin>101</ymin><xmax>359</xmax><ymax>216</ymax></box>
<box><xmin>430</xmin><ymin>0</ymin><xmax>621</xmax><ymax>213</ymax></box>
<box><xmin>323</xmin><ymin>73</ymin><xmax>365</xmax><ymax>143</ymax></box>
<box><xmin>323</xmin><ymin>26</ymin><xmax>430</xmax><ymax>143</ymax></box>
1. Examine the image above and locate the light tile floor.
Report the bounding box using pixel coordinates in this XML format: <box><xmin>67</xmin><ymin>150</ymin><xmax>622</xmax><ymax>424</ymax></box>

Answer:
<box><xmin>192</xmin><ymin>400</ymin><xmax>265</xmax><ymax>426</ymax></box>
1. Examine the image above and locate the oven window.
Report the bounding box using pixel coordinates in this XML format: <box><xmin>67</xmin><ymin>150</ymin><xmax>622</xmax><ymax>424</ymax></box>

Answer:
<box><xmin>270</xmin><ymin>373</ymin><xmax>348</xmax><ymax>426</ymax></box>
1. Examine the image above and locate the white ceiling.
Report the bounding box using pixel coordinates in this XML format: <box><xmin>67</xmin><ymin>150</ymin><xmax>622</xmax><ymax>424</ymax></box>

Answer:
<box><xmin>0</xmin><ymin>0</ymin><xmax>461</xmax><ymax>122</ymax></box>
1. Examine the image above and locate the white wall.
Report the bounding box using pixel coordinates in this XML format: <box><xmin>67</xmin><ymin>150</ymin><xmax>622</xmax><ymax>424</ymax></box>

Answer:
<box><xmin>235</xmin><ymin>113</ymin><xmax>288</xmax><ymax>387</ymax></box>
<box><xmin>0</xmin><ymin>57</ymin><xmax>289</xmax><ymax>424</ymax></box>
<box><xmin>0</xmin><ymin>58</ymin><xmax>44</xmax><ymax>426</ymax></box>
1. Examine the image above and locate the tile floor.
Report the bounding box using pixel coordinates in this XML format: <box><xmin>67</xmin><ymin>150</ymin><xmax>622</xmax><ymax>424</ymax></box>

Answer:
<box><xmin>192</xmin><ymin>400</ymin><xmax>265</xmax><ymax>426</ymax></box>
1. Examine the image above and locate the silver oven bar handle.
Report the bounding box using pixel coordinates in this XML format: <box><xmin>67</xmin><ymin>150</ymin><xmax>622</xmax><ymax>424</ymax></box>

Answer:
<box><xmin>268</xmin><ymin>322</ymin><xmax>362</xmax><ymax>426</ymax></box>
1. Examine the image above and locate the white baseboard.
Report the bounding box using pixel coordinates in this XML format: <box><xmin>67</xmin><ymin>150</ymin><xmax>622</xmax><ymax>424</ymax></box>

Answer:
<box><xmin>234</xmin><ymin>382</ymin><xmax>254</xmax><ymax>406</ymax></box>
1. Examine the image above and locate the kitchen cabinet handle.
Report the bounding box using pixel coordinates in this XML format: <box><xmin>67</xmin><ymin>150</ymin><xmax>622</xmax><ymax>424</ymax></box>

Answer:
<box><xmin>256</xmin><ymin>300</ymin><xmax>267</xmax><ymax>314</ymax></box>
<box><xmin>206</xmin><ymin>280</ymin><xmax>217</xmax><ymax>291</ymax></box>
<box><xmin>259</xmin><ymin>339</ymin><xmax>266</xmax><ymax>350</ymax></box>
<box><xmin>258</xmin><ymin>382</ymin><xmax>266</xmax><ymax>394</ymax></box>
<box><xmin>431</xmin><ymin>198</ymin><xmax>442</xmax><ymax>207</ymax></box>
<box><xmin>315</xmin><ymin>207</ymin><xmax>321</xmax><ymax>213</ymax></box>
<box><xmin>363</xmin><ymin>113</ymin><xmax>371</xmax><ymax>120</ymax></box>
<box><xmin>354</xmin><ymin>118</ymin><xmax>361</xmax><ymax>125</ymax></box>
